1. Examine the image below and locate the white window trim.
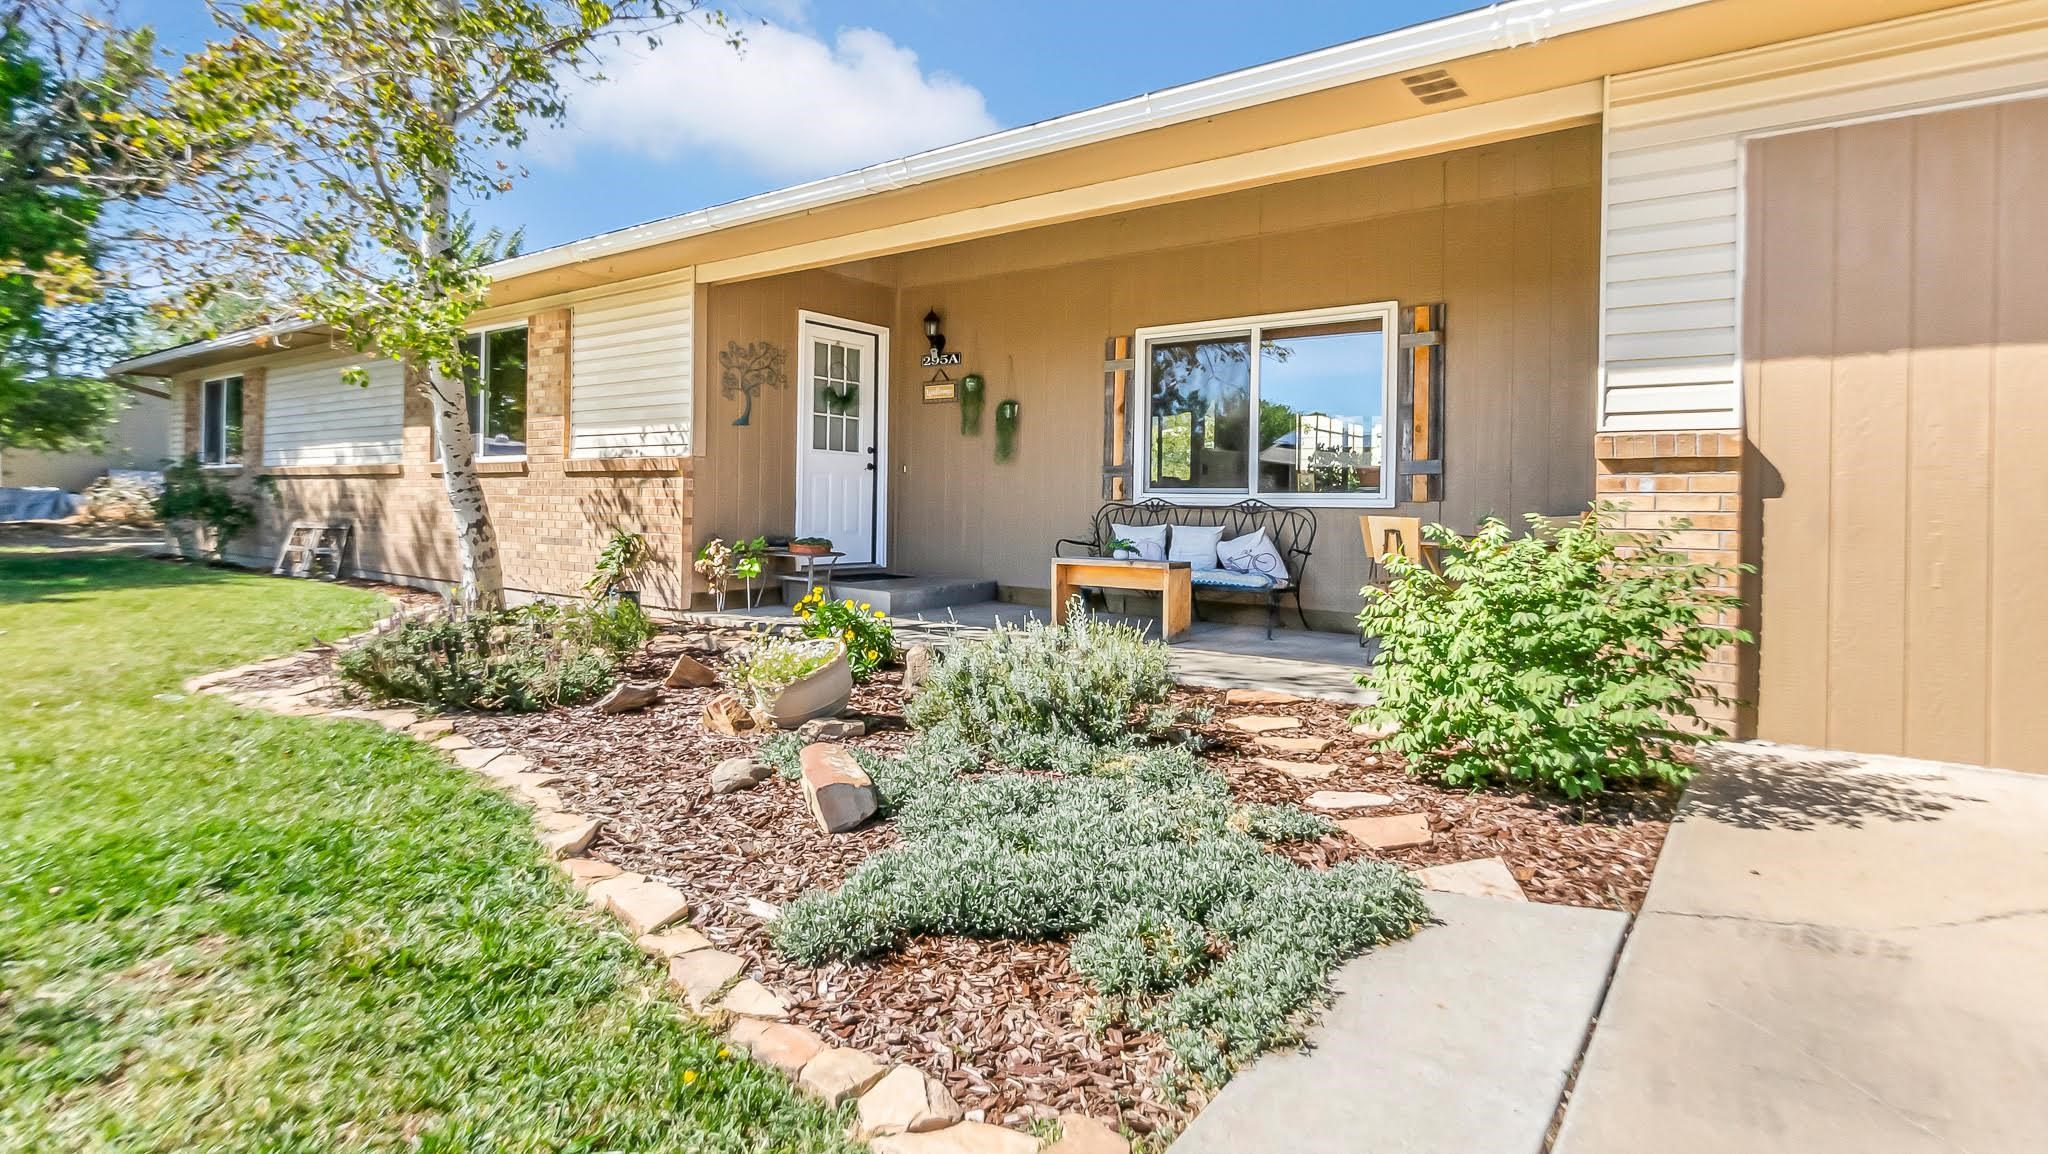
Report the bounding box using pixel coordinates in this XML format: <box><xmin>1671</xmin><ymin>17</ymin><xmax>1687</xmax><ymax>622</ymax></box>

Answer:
<box><xmin>451</xmin><ymin>321</ymin><xmax>530</xmax><ymax>462</ymax></box>
<box><xmin>199</xmin><ymin>374</ymin><xmax>243</xmax><ymax>467</ymax></box>
<box><xmin>1133</xmin><ymin>301</ymin><xmax>1400</xmax><ymax>509</ymax></box>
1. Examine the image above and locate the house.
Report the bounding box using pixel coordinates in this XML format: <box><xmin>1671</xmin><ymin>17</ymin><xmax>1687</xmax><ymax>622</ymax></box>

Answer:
<box><xmin>112</xmin><ymin>0</ymin><xmax>2048</xmax><ymax>773</ymax></box>
<box><xmin>0</xmin><ymin>383</ymin><xmax>170</xmax><ymax>495</ymax></box>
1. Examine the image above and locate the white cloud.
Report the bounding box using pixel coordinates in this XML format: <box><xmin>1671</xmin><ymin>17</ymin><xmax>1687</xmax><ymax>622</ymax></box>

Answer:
<box><xmin>552</xmin><ymin>22</ymin><xmax>999</xmax><ymax>181</ymax></box>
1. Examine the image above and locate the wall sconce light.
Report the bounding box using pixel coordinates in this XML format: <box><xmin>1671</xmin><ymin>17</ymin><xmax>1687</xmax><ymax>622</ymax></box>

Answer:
<box><xmin>923</xmin><ymin>309</ymin><xmax>945</xmax><ymax>356</ymax></box>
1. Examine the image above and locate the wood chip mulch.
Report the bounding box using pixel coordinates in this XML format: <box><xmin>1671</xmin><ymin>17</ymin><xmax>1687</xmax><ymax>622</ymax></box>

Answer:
<box><xmin>229</xmin><ymin>622</ymin><xmax>1675</xmax><ymax>1136</ymax></box>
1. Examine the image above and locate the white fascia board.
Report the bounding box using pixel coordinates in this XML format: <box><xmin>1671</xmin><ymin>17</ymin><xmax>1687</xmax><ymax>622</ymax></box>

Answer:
<box><xmin>487</xmin><ymin>0</ymin><xmax>1707</xmax><ymax>282</ymax></box>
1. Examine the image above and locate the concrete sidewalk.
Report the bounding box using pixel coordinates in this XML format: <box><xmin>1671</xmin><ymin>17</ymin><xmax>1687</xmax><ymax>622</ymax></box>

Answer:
<box><xmin>1171</xmin><ymin>892</ymin><xmax>1626</xmax><ymax>1154</ymax></box>
<box><xmin>1555</xmin><ymin>743</ymin><xmax>2048</xmax><ymax>1154</ymax></box>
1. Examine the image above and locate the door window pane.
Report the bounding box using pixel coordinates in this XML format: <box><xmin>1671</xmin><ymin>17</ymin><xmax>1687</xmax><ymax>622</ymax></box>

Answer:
<box><xmin>1148</xmin><ymin>335</ymin><xmax>1251</xmax><ymax>491</ymax></box>
<box><xmin>1257</xmin><ymin>319</ymin><xmax>1385</xmax><ymax>495</ymax></box>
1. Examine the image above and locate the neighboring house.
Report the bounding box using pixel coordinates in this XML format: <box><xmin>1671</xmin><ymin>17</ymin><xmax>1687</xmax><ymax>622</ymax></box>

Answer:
<box><xmin>0</xmin><ymin>383</ymin><xmax>170</xmax><ymax>493</ymax></box>
<box><xmin>112</xmin><ymin>0</ymin><xmax>2048</xmax><ymax>772</ymax></box>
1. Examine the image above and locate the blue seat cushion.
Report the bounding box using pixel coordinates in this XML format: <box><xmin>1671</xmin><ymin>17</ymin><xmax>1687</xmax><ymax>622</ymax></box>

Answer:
<box><xmin>1189</xmin><ymin>567</ymin><xmax>1277</xmax><ymax>591</ymax></box>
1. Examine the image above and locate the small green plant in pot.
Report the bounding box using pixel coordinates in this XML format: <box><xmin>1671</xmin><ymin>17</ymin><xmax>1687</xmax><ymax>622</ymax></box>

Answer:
<box><xmin>734</xmin><ymin>633</ymin><xmax>852</xmax><ymax>727</ymax></box>
<box><xmin>584</xmin><ymin>529</ymin><xmax>652</xmax><ymax>601</ymax></box>
<box><xmin>789</xmin><ymin>535</ymin><xmax>833</xmax><ymax>556</ymax></box>
<box><xmin>692</xmin><ymin>535</ymin><xmax>766</xmax><ymax>611</ymax></box>
<box><xmin>155</xmin><ymin>455</ymin><xmax>269</xmax><ymax>561</ymax></box>
<box><xmin>1355</xmin><ymin>510</ymin><xmax>1750</xmax><ymax>798</ymax></box>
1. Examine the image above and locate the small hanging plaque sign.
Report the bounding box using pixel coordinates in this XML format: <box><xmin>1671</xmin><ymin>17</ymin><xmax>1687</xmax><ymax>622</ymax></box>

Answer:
<box><xmin>923</xmin><ymin>379</ymin><xmax>957</xmax><ymax>403</ymax></box>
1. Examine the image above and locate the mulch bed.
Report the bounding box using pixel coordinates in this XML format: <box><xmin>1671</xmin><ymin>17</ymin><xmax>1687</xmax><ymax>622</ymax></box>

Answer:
<box><xmin>447</xmin><ymin>629</ymin><xmax>1674</xmax><ymax>1135</ymax></box>
<box><xmin>228</xmin><ymin>620</ymin><xmax>1674</xmax><ymax>1136</ymax></box>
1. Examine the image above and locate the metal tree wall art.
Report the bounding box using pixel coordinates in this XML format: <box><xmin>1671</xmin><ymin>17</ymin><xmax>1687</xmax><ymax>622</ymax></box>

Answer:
<box><xmin>720</xmin><ymin>340</ymin><xmax>787</xmax><ymax>426</ymax></box>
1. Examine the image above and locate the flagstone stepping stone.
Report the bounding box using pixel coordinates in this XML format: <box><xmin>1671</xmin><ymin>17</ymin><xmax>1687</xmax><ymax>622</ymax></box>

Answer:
<box><xmin>434</xmin><ymin>733</ymin><xmax>476</xmax><ymax>751</ymax></box>
<box><xmin>728</xmin><ymin>1017</ymin><xmax>827</xmax><ymax>1076</ymax></box>
<box><xmin>1225</xmin><ymin>714</ymin><xmax>1301</xmax><ymax>734</ymax></box>
<box><xmin>583</xmin><ymin>871</ymin><xmax>643</xmax><ymax>905</ymax></box>
<box><xmin>716</xmin><ymin>977</ymin><xmax>790</xmax><ymax>1020</ymax></box>
<box><xmin>1304</xmin><ymin>791</ymin><xmax>1395</xmax><ymax>812</ymax></box>
<box><xmin>1256</xmin><ymin>733</ymin><xmax>1333</xmax><ymax>757</ymax></box>
<box><xmin>1224</xmin><ymin>687</ymin><xmax>1301</xmax><ymax>706</ymax></box>
<box><xmin>664</xmin><ymin>652</ymin><xmax>718</xmax><ymax>688</ymax></box>
<box><xmin>601</xmin><ymin>876</ymin><xmax>691</xmax><ymax>936</ymax></box>
<box><xmin>1411</xmin><ymin>856</ymin><xmax>1527</xmax><ymax>901</ymax></box>
<box><xmin>534</xmin><ymin>811</ymin><xmax>602</xmax><ymax>860</ymax></box>
<box><xmin>1352</xmin><ymin>719</ymin><xmax>1402</xmax><ymax>742</ymax></box>
<box><xmin>559</xmin><ymin>857</ymin><xmax>624</xmax><ymax>889</ymax></box>
<box><xmin>870</xmin><ymin>1120</ymin><xmax>1039</xmax><ymax>1154</ymax></box>
<box><xmin>1254</xmin><ymin>757</ymin><xmax>1337</xmax><ymax>780</ymax></box>
<box><xmin>1338</xmin><ymin>813</ymin><xmax>1433</xmax><ymax>850</ymax></box>
<box><xmin>407</xmin><ymin>717</ymin><xmax>456</xmax><ymax>739</ymax></box>
<box><xmin>668</xmin><ymin>948</ymin><xmax>746</xmax><ymax>1014</ymax></box>
<box><xmin>635</xmin><ymin>926</ymin><xmax>713</xmax><ymax>958</ymax></box>
<box><xmin>799</xmin><ymin>1046</ymin><xmax>888</xmax><ymax>1106</ymax></box>
<box><xmin>857</xmin><ymin>1065</ymin><xmax>964</xmax><ymax>1138</ymax></box>
<box><xmin>1044</xmin><ymin>1113</ymin><xmax>1131</xmax><ymax>1154</ymax></box>
<box><xmin>514</xmin><ymin>784</ymin><xmax>565</xmax><ymax>811</ymax></box>
<box><xmin>451</xmin><ymin>745</ymin><xmax>508</xmax><ymax>771</ymax></box>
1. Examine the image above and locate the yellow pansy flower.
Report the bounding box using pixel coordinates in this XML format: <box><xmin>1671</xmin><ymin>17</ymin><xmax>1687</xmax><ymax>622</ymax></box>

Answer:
<box><xmin>718</xmin><ymin>1047</ymin><xmax>731</xmax><ymax>1060</ymax></box>
<box><xmin>859</xmin><ymin>602</ymin><xmax>871</xmax><ymax>612</ymax></box>
<box><xmin>864</xmin><ymin>649</ymin><xmax>879</xmax><ymax>662</ymax></box>
<box><xmin>874</xmin><ymin>610</ymin><xmax>887</xmax><ymax>619</ymax></box>
<box><xmin>683</xmin><ymin>1069</ymin><xmax>699</xmax><ymax>1085</ymax></box>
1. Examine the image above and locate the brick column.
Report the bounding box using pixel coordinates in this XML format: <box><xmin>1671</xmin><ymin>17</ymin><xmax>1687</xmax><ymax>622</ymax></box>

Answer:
<box><xmin>525</xmin><ymin>308</ymin><xmax>570</xmax><ymax>462</ymax></box>
<box><xmin>178</xmin><ymin>377</ymin><xmax>200</xmax><ymax>459</ymax></box>
<box><xmin>239</xmin><ymin>367</ymin><xmax>266</xmax><ymax>468</ymax></box>
<box><xmin>1595</xmin><ymin>431</ymin><xmax>1746</xmax><ymax>735</ymax></box>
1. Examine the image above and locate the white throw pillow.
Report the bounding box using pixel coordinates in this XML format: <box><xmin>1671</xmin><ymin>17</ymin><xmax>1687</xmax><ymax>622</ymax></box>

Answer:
<box><xmin>1110</xmin><ymin>522</ymin><xmax>1168</xmax><ymax>561</ymax></box>
<box><xmin>1216</xmin><ymin>528</ymin><xmax>1288</xmax><ymax>580</ymax></box>
<box><xmin>1167</xmin><ymin>524</ymin><xmax>1225</xmax><ymax>568</ymax></box>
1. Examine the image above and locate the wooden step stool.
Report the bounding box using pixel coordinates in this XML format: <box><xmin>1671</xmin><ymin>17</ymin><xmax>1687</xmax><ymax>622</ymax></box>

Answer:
<box><xmin>274</xmin><ymin>522</ymin><xmax>351</xmax><ymax>580</ymax></box>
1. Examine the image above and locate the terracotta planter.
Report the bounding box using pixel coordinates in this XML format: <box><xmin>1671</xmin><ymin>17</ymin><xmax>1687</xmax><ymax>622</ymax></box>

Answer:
<box><xmin>759</xmin><ymin>638</ymin><xmax>853</xmax><ymax>728</ymax></box>
<box><xmin>790</xmin><ymin>542</ymin><xmax>832</xmax><ymax>557</ymax></box>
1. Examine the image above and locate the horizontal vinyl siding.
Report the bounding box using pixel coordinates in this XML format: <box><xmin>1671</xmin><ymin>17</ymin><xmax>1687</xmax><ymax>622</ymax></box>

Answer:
<box><xmin>569</xmin><ymin>275</ymin><xmax>693</xmax><ymax>458</ymax></box>
<box><xmin>262</xmin><ymin>353</ymin><xmax>405</xmax><ymax>466</ymax></box>
<box><xmin>1599</xmin><ymin>1</ymin><xmax>2048</xmax><ymax>432</ymax></box>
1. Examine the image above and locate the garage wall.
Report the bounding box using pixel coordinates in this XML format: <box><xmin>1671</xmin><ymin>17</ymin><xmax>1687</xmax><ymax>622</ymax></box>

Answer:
<box><xmin>1746</xmin><ymin>95</ymin><xmax>2048</xmax><ymax>772</ymax></box>
<box><xmin>1601</xmin><ymin>1</ymin><xmax>2048</xmax><ymax>431</ymax></box>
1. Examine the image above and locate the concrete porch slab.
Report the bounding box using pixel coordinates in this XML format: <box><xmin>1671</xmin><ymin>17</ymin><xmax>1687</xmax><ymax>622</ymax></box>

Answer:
<box><xmin>1170</xmin><ymin>893</ymin><xmax>1626</xmax><ymax>1154</ymax></box>
<box><xmin>1554</xmin><ymin>742</ymin><xmax>2048</xmax><ymax>1154</ymax></box>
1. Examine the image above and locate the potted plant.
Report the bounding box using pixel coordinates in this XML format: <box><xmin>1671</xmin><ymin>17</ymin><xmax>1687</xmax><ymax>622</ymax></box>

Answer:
<box><xmin>584</xmin><ymin>529</ymin><xmax>651</xmax><ymax>603</ymax></box>
<box><xmin>154</xmin><ymin>455</ymin><xmax>265</xmax><ymax>562</ymax></box>
<box><xmin>790</xmin><ymin>535</ymin><xmax>834</xmax><ymax>557</ymax></box>
<box><xmin>734</xmin><ymin>634</ymin><xmax>852</xmax><ymax>727</ymax></box>
<box><xmin>1105</xmin><ymin>536</ymin><xmax>1138</xmax><ymax>560</ymax></box>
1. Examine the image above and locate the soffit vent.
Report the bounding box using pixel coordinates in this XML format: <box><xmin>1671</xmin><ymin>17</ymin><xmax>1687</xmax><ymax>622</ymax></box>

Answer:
<box><xmin>1400</xmin><ymin>69</ymin><xmax>1467</xmax><ymax>105</ymax></box>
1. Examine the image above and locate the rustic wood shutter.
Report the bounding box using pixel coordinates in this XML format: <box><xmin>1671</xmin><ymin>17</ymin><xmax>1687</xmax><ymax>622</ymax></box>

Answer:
<box><xmin>1101</xmin><ymin>335</ymin><xmax>1134</xmax><ymax>500</ymax></box>
<box><xmin>1397</xmin><ymin>303</ymin><xmax>1445</xmax><ymax>503</ymax></box>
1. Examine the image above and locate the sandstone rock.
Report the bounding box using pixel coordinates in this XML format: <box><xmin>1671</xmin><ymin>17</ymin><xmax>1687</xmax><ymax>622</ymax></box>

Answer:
<box><xmin>856</xmin><ymin>1065</ymin><xmax>964</xmax><ymax>1138</ymax></box>
<box><xmin>716</xmin><ymin>978</ymin><xmax>789</xmax><ymax>1020</ymax></box>
<box><xmin>1256</xmin><ymin>733</ymin><xmax>1333</xmax><ymax>757</ymax></box>
<box><xmin>797</xmin><ymin>716</ymin><xmax>866</xmax><ymax>742</ymax></box>
<box><xmin>1044</xmin><ymin>1113</ymin><xmax>1130</xmax><ymax>1154</ymax></box>
<box><xmin>513</xmin><ymin>783</ymin><xmax>564</xmax><ymax>810</ymax></box>
<box><xmin>739</xmin><ymin>896</ymin><xmax>781</xmax><ymax>922</ymax></box>
<box><xmin>797</xmin><ymin>1046</ymin><xmax>888</xmax><ymax>1106</ymax></box>
<box><xmin>1303</xmin><ymin>790</ymin><xmax>1394</xmax><ymax>812</ymax></box>
<box><xmin>664</xmin><ymin>652</ymin><xmax>718</xmax><ymax>688</ymax></box>
<box><xmin>581</xmin><ymin>871</ymin><xmax>644</xmax><ymax>908</ymax></box>
<box><xmin>1253</xmin><ymin>757</ymin><xmax>1336</xmax><ymax>780</ymax></box>
<box><xmin>1225</xmin><ymin>714</ymin><xmax>1301</xmax><ymax>734</ymax></box>
<box><xmin>1223</xmin><ymin>687</ymin><xmax>1301</xmax><ymax>707</ymax></box>
<box><xmin>407</xmin><ymin>717</ymin><xmax>456</xmax><ymax>739</ymax></box>
<box><xmin>710</xmin><ymin>757</ymin><xmax>772</xmax><ymax>794</ymax></box>
<box><xmin>800</xmin><ymin>743</ymin><xmax>877</xmax><ymax>833</ymax></box>
<box><xmin>635</xmin><ymin>927</ymin><xmax>713</xmax><ymax>958</ymax></box>
<box><xmin>598</xmin><ymin>682</ymin><xmax>661</xmax><ymax>714</ymax></box>
<box><xmin>534</xmin><ymin>811</ymin><xmax>602</xmax><ymax>860</ymax></box>
<box><xmin>869</xmin><ymin>1120</ymin><xmax>1038</xmax><ymax>1154</ymax></box>
<box><xmin>601</xmin><ymin>877</ymin><xmax>690</xmax><ymax>936</ymax></box>
<box><xmin>433</xmin><ymin>733</ymin><xmax>476</xmax><ymax>751</ymax></box>
<box><xmin>1412</xmin><ymin>856</ymin><xmax>1527</xmax><ymax>901</ymax></box>
<box><xmin>1338</xmin><ymin>813</ymin><xmax>1433</xmax><ymax>850</ymax></box>
<box><xmin>899</xmin><ymin>644</ymin><xmax>933</xmax><ymax>692</ymax></box>
<box><xmin>1351</xmin><ymin>719</ymin><xmax>1402</xmax><ymax>742</ymax></box>
<box><xmin>667</xmin><ymin>948</ymin><xmax>746</xmax><ymax>1014</ymax></box>
<box><xmin>451</xmin><ymin>745</ymin><xmax>508</xmax><ymax>771</ymax></box>
<box><xmin>558</xmin><ymin>857</ymin><xmax>624</xmax><ymax>889</ymax></box>
<box><xmin>702</xmin><ymin>692</ymin><xmax>763</xmax><ymax>736</ymax></box>
<box><xmin>728</xmin><ymin>1017</ymin><xmax>827</xmax><ymax>1076</ymax></box>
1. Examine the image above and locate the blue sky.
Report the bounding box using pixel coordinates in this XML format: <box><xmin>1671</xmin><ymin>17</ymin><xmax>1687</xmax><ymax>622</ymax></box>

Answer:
<box><xmin>139</xmin><ymin>1</ymin><xmax>1482</xmax><ymax>252</ymax></box>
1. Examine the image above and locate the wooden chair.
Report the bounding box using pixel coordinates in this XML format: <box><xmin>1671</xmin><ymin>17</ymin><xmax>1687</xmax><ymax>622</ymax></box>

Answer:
<box><xmin>1360</xmin><ymin>515</ymin><xmax>1440</xmax><ymax>581</ymax></box>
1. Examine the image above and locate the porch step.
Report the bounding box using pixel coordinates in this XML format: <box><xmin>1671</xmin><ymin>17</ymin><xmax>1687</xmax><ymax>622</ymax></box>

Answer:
<box><xmin>780</xmin><ymin>571</ymin><xmax>996</xmax><ymax>616</ymax></box>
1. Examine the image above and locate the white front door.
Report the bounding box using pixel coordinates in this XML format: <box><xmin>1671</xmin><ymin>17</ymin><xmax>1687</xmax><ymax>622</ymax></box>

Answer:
<box><xmin>795</xmin><ymin>314</ymin><xmax>887</xmax><ymax>566</ymax></box>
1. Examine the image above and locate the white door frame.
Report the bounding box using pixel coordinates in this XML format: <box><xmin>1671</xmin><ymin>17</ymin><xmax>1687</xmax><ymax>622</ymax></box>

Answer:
<box><xmin>794</xmin><ymin>310</ymin><xmax>890</xmax><ymax>567</ymax></box>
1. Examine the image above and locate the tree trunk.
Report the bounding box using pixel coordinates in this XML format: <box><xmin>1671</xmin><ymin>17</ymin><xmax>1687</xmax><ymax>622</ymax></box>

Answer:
<box><xmin>423</xmin><ymin>0</ymin><xmax>503</xmax><ymax>611</ymax></box>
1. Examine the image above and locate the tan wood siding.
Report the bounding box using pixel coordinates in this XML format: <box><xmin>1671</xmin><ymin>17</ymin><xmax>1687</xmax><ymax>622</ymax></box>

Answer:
<box><xmin>881</xmin><ymin>128</ymin><xmax>1599</xmax><ymax>621</ymax></box>
<box><xmin>1746</xmin><ymin>95</ymin><xmax>2048</xmax><ymax>772</ymax></box>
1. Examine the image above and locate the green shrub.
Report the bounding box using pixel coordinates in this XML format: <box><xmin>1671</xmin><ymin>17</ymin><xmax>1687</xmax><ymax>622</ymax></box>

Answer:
<box><xmin>1356</xmin><ymin>511</ymin><xmax>1749</xmax><ymax>797</ymax></box>
<box><xmin>336</xmin><ymin>598</ymin><xmax>655</xmax><ymax>712</ymax></box>
<box><xmin>770</xmin><ymin>742</ymin><xmax>1424</xmax><ymax>1091</ymax></box>
<box><xmin>902</xmin><ymin>599</ymin><xmax>1176</xmax><ymax>770</ymax></box>
<box><xmin>155</xmin><ymin>455</ymin><xmax>269</xmax><ymax>558</ymax></box>
<box><xmin>792</xmin><ymin>587</ymin><xmax>895</xmax><ymax>680</ymax></box>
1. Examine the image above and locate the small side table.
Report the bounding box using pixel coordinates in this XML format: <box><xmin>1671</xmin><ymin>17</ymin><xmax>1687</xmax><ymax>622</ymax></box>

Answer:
<box><xmin>765</xmin><ymin>548</ymin><xmax>846</xmax><ymax>602</ymax></box>
<box><xmin>1051</xmin><ymin>557</ymin><xmax>1192</xmax><ymax>641</ymax></box>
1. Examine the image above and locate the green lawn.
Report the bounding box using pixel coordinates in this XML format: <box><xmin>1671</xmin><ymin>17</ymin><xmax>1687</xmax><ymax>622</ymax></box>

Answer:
<box><xmin>0</xmin><ymin>550</ymin><xmax>857</xmax><ymax>1153</ymax></box>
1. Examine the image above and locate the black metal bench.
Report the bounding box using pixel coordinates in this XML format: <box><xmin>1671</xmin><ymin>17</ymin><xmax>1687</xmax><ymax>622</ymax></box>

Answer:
<box><xmin>1057</xmin><ymin>498</ymin><xmax>1316</xmax><ymax>638</ymax></box>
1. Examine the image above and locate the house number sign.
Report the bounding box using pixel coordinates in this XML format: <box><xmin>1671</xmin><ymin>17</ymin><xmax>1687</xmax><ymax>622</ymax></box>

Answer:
<box><xmin>920</xmin><ymin>350</ymin><xmax>963</xmax><ymax>368</ymax></box>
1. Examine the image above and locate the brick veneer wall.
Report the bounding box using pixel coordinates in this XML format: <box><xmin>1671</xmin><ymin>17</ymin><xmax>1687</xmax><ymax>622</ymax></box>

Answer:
<box><xmin>175</xmin><ymin>308</ymin><xmax>695</xmax><ymax>613</ymax></box>
<box><xmin>1595</xmin><ymin>431</ymin><xmax>1748</xmax><ymax>735</ymax></box>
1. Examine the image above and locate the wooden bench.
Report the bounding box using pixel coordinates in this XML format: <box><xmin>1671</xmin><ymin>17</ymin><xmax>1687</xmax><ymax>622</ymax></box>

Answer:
<box><xmin>1056</xmin><ymin>498</ymin><xmax>1316</xmax><ymax>638</ymax></box>
<box><xmin>1051</xmin><ymin>557</ymin><xmax>1192</xmax><ymax>641</ymax></box>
